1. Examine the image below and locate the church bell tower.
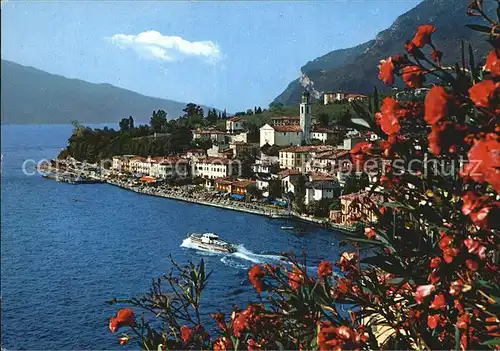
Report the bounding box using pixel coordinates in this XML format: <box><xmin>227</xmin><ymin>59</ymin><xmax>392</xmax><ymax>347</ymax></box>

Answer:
<box><xmin>300</xmin><ymin>91</ymin><xmax>312</xmax><ymax>144</ymax></box>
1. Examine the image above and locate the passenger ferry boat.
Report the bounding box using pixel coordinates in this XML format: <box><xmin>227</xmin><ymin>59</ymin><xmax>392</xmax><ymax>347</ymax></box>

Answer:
<box><xmin>185</xmin><ymin>233</ymin><xmax>237</xmax><ymax>253</ymax></box>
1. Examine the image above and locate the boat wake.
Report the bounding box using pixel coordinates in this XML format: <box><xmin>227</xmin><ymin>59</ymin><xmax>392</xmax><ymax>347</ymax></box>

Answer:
<box><xmin>181</xmin><ymin>239</ymin><xmax>283</xmax><ymax>268</ymax></box>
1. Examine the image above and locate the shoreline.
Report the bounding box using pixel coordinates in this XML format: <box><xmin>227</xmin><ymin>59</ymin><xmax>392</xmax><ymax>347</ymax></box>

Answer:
<box><xmin>104</xmin><ymin>179</ymin><xmax>360</xmax><ymax>233</ymax></box>
<box><xmin>38</xmin><ymin>163</ymin><xmax>359</xmax><ymax>233</ymax></box>
<box><xmin>105</xmin><ymin>179</ymin><xmax>292</xmax><ymax>219</ymax></box>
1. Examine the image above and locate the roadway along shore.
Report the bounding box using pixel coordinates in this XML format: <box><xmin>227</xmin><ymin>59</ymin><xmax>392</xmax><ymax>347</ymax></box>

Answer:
<box><xmin>104</xmin><ymin>178</ymin><xmax>360</xmax><ymax>233</ymax></box>
<box><xmin>105</xmin><ymin>178</ymin><xmax>292</xmax><ymax>219</ymax></box>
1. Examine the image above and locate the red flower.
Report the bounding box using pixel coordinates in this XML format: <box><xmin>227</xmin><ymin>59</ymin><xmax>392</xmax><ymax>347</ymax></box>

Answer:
<box><xmin>231</xmin><ymin>305</ymin><xmax>267</xmax><ymax>338</ymax></box>
<box><xmin>248</xmin><ymin>264</ymin><xmax>265</xmax><ymax>293</ymax></box>
<box><xmin>412</xmin><ymin>24</ymin><xmax>436</xmax><ymax>48</ymax></box>
<box><xmin>364</xmin><ymin>227</ymin><xmax>377</xmax><ymax>239</ymax></box>
<box><xmin>428</xmin><ymin>122</ymin><xmax>466</xmax><ymax>155</ymax></box>
<box><xmin>428</xmin><ymin>314</ymin><xmax>442</xmax><ymax>329</ymax></box>
<box><xmin>402</xmin><ymin>65</ymin><xmax>426</xmax><ymax>88</ymax></box>
<box><xmin>211</xmin><ymin>312</ymin><xmax>227</xmax><ymax>332</ymax></box>
<box><xmin>462</xmin><ymin>191</ymin><xmax>500</xmax><ymax>229</ymax></box>
<box><xmin>288</xmin><ymin>265</ymin><xmax>306</xmax><ymax>290</ymax></box>
<box><xmin>449</xmin><ymin>280</ymin><xmax>472</xmax><ymax>296</ymax></box>
<box><xmin>468</xmin><ymin>80</ymin><xmax>500</xmax><ymax>110</ymax></box>
<box><xmin>181</xmin><ymin>325</ymin><xmax>194</xmax><ymax>344</ymax></box>
<box><xmin>376</xmin><ymin>97</ymin><xmax>408</xmax><ymax>135</ymax></box>
<box><xmin>213</xmin><ymin>337</ymin><xmax>233</xmax><ymax>351</ymax></box>
<box><xmin>109</xmin><ymin>309</ymin><xmax>135</xmax><ymax>333</ymax></box>
<box><xmin>466</xmin><ymin>259</ymin><xmax>479</xmax><ymax>271</ymax></box>
<box><xmin>378</xmin><ymin>57</ymin><xmax>395</xmax><ymax>85</ymax></box>
<box><xmin>350</xmin><ymin>142</ymin><xmax>373</xmax><ymax>169</ymax></box>
<box><xmin>431</xmin><ymin>50</ymin><xmax>443</xmax><ymax>64</ymax></box>
<box><xmin>430</xmin><ymin>293</ymin><xmax>446</xmax><ymax>310</ymax></box>
<box><xmin>118</xmin><ymin>335</ymin><xmax>131</xmax><ymax>345</ymax></box>
<box><xmin>484</xmin><ymin>49</ymin><xmax>500</xmax><ymax>77</ymax></box>
<box><xmin>460</xmin><ymin>137</ymin><xmax>500</xmax><ymax>193</ymax></box>
<box><xmin>457</xmin><ymin>313</ymin><xmax>470</xmax><ymax>329</ymax></box>
<box><xmin>415</xmin><ymin>284</ymin><xmax>435</xmax><ymax>304</ymax></box>
<box><xmin>337</xmin><ymin>252</ymin><xmax>358</xmax><ymax>272</ymax></box>
<box><xmin>464</xmin><ymin>238</ymin><xmax>487</xmax><ymax>260</ymax></box>
<box><xmin>430</xmin><ymin>257</ymin><xmax>442</xmax><ymax>269</ymax></box>
<box><xmin>424</xmin><ymin>86</ymin><xmax>453</xmax><ymax>125</ymax></box>
<box><xmin>405</xmin><ymin>41</ymin><xmax>425</xmax><ymax>59</ymax></box>
<box><xmin>317</xmin><ymin>261</ymin><xmax>333</xmax><ymax>279</ymax></box>
<box><xmin>317</xmin><ymin>321</ymin><xmax>339</xmax><ymax>351</ymax></box>
<box><xmin>317</xmin><ymin>322</ymin><xmax>365</xmax><ymax>351</ymax></box>
<box><xmin>439</xmin><ymin>236</ymin><xmax>460</xmax><ymax>263</ymax></box>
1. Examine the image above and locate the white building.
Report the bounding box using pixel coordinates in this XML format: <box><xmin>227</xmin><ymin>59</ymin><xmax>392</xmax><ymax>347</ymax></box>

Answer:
<box><xmin>278</xmin><ymin>169</ymin><xmax>301</xmax><ymax>195</ymax></box>
<box><xmin>192</xmin><ymin>129</ymin><xmax>227</xmax><ymax>144</ymax></box>
<box><xmin>279</xmin><ymin>145</ymin><xmax>335</xmax><ymax>171</ymax></box>
<box><xmin>310</xmin><ymin>127</ymin><xmax>341</xmax><ymax>143</ymax></box>
<box><xmin>226</xmin><ymin>117</ymin><xmax>245</xmax><ymax>133</ymax></box>
<box><xmin>306</xmin><ymin>149</ymin><xmax>350</xmax><ymax>173</ymax></box>
<box><xmin>339</xmin><ymin>136</ymin><xmax>364</xmax><ymax>150</ymax></box>
<box><xmin>150</xmin><ymin>157</ymin><xmax>189</xmax><ymax>179</ymax></box>
<box><xmin>228</xmin><ymin>132</ymin><xmax>248</xmax><ymax>144</ymax></box>
<box><xmin>259</xmin><ymin>124</ymin><xmax>302</xmax><ymax>147</ymax></box>
<box><xmin>192</xmin><ymin>157</ymin><xmax>239</xmax><ymax>180</ymax></box>
<box><xmin>184</xmin><ymin>149</ymin><xmax>207</xmax><ymax>159</ymax></box>
<box><xmin>259</xmin><ymin>91</ymin><xmax>312</xmax><ymax>147</ymax></box>
<box><xmin>304</xmin><ymin>180</ymin><xmax>340</xmax><ymax>205</ymax></box>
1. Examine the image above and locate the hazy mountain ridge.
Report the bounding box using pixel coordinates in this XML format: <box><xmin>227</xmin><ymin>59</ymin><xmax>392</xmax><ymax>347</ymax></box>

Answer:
<box><xmin>273</xmin><ymin>0</ymin><xmax>494</xmax><ymax>105</ymax></box>
<box><xmin>1</xmin><ymin>59</ymin><xmax>216</xmax><ymax>124</ymax></box>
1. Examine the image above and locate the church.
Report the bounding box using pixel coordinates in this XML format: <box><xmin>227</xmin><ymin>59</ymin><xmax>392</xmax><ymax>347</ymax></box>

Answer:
<box><xmin>259</xmin><ymin>91</ymin><xmax>313</xmax><ymax>147</ymax></box>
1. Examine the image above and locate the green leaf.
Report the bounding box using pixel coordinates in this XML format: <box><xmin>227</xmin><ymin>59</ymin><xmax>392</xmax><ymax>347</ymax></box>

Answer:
<box><xmin>379</xmin><ymin>201</ymin><xmax>414</xmax><ymax>210</ymax></box>
<box><xmin>373</xmin><ymin>87</ymin><xmax>380</xmax><ymax>113</ymax></box>
<box><xmin>468</xmin><ymin>43</ymin><xmax>477</xmax><ymax>83</ymax></box>
<box><xmin>465</xmin><ymin>24</ymin><xmax>492</xmax><ymax>33</ymax></box>
<box><xmin>481</xmin><ymin>338</ymin><xmax>500</xmax><ymax>346</ymax></box>
<box><xmin>455</xmin><ymin>326</ymin><xmax>460</xmax><ymax>351</ymax></box>
<box><xmin>461</xmin><ymin>40</ymin><xmax>466</xmax><ymax>71</ymax></box>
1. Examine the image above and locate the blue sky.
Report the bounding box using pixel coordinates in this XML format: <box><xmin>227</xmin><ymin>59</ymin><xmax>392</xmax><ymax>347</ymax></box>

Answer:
<box><xmin>1</xmin><ymin>1</ymin><xmax>421</xmax><ymax>113</ymax></box>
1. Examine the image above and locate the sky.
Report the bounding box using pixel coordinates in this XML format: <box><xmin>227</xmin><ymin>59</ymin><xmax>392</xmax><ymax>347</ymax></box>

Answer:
<box><xmin>1</xmin><ymin>0</ymin><xmax>422</xmax><ymax>112</ymax></box>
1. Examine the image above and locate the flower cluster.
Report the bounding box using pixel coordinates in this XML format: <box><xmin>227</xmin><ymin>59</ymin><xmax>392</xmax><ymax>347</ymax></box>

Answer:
<box><xmin>107</xmin><ymin>2</ymin><xmax>499</xmax><ymax>350</ymax></box>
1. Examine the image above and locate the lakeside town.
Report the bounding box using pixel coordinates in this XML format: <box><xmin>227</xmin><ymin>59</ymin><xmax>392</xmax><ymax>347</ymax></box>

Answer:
<box><xmin>39</xmin><ymin>91</ymin><xmax>378</xmax><ymax>232</ymax></box>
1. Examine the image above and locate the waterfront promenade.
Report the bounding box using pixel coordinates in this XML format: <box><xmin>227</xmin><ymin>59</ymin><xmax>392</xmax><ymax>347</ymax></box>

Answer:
<box><xmin>106</xmin><ymin>178</ymin><xmax>292</xmax><ymax>218</ymax></box>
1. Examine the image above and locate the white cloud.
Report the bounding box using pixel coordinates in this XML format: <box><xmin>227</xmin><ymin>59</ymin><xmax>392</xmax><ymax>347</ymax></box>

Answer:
<box><xmin>109</xmin><ymin>31</ymin><xmax>221</xmax><ymax>63</ymax></box>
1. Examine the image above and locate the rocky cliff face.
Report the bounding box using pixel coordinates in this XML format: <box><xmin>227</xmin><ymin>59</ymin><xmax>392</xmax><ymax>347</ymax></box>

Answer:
<box><xmin>273</xmin><ymin>0</ymin><xmax>494</xmax><ymax>105</ymax></box>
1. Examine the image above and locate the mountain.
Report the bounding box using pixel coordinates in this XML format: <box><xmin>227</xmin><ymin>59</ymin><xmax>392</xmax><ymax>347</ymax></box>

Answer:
<box><xmin>1</xmin><ymin>59</ymin><xmax>216</xmax><ymax>124</ymax></box>
<box><xmin>273</xmin><ymin>0</ymin><xmax>494</xmax><ymax>105</ymax></box>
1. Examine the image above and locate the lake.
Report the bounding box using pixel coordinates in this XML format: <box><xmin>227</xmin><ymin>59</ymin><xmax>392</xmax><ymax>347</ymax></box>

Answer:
<box><xmin>1</xmin><ymin>124</ymin><xmax>346</xmax><ymax>349</ymax></box>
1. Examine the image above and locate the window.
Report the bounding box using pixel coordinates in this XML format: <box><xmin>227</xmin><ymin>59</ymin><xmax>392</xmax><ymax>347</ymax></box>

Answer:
<box><xmin>301</xmin><ymin>106</ymin><xmax>304</xmax><ymax>114</ymax></box>
<box><xmin>283</xmin><ymin>132</ymin><xmax>286</xmax><ymax>136</ymax></box>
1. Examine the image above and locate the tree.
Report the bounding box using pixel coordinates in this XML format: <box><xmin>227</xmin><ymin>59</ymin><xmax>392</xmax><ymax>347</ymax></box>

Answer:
<box><xmin>119</xmin><ymin>117</ymin><xmax>134</xmax><ymax>132</ymax></box>
<box><xmin>317</xmin><ymin>112</ymin><xmax>330</xmax><ymax>127</ymax></box>
<box><xmin>246</xmin><ymin>109</ymin><xmax>254</xmax><ymax>115</ymax></box>
<box><xmin>235</xmin><ymin>111</ymin><xmax>246</xmax><ymax>116</ymax></box>
<box><xmin>256</xmin><ymin>107</ymin><xmax>263</xmax><ymax>114</ymax></box>
<box><xmin>269</xmin><ymin>101</ymin><xmax>285</xmax><ymax>114</ymax></box>
<box><xmin>206</xmin><ymin>109</ymin><xmax>218</xmax><ymax>125</ymax></box>
<box><xmin>150</xmin><ymin>110</ymin><xmax>168</xmax><ymax>133</ymax></box>
<box><xmin>183</xmin><ymin>103</ymin><xmax>204</xmax><ymax>119</ymax></box>
<box><xmin>343</xmin><ymin>172</ymin><xmax>369</xmax><ymax>195</ymax></box>
<box><xmin>268</xmin><ymin>179</ymin><xmax>281</xmax><ymax>199</ymax></box>
<box><xmin>292</xmin><ymin>174</ymin><xmax>306</xmax><ymax>212</ymax></box>
<box><xmin>235</xmin><ymin>150</ymin><xmax>255</xmax><ymax>179</ymax></box>
<box><xmin>246</xmin><ymin>183</ymin><xmax>262</xmax><ymax>200</ymax></box>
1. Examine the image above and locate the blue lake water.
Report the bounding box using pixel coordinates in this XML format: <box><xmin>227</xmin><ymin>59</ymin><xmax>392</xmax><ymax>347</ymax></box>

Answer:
<box><xmin>1</xmin><ymin>124</ymin><xmax>346</xmax><ymax>350</ymax></box>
